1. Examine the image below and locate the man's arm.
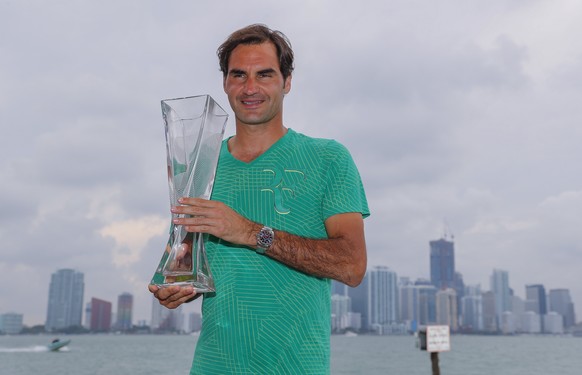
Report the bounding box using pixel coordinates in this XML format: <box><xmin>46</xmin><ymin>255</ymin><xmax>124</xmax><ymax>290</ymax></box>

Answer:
<box><xmin>172</xmin><ymin>198</ymin><xmax>367</xmax><ymax>287</ymax></box>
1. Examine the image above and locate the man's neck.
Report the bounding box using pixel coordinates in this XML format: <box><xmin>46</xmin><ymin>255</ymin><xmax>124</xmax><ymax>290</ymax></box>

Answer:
<box><xmin>228</xmin><ymin>123</ymin><xmax>287</xmax><ymax>163</ymax></box>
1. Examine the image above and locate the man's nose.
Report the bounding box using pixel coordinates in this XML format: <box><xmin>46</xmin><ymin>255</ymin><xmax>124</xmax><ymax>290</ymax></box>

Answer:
<box><xmin>243</xmin><ymin>77</ymin><xmax>258</xmax><ymax>94</ymax></box>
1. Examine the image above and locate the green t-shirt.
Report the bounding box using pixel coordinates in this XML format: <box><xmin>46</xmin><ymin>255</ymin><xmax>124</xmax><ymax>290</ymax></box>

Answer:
<box><xmin>191</xmin><ymin>129</ymin><xmax>369</xmax><ymax>375</ymax></box>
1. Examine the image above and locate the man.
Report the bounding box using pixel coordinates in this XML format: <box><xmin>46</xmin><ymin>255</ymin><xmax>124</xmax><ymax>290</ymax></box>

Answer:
<box><xmin>149</xmin><ymin>24</ymin><xmax>369</xmax><ymax>374</ymax></box>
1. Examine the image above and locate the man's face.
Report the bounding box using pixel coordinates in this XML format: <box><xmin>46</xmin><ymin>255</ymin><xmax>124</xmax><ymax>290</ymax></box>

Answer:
<box><xmin>223</xmin><ymin>42</ymin><xmax>291</xmax><ymax>127</ymax></box>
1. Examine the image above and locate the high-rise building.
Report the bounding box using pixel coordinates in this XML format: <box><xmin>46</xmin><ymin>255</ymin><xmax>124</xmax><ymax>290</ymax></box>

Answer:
<box><xmin>461</xmin><ymin>289</ymin><xmax>483</xmax><ymax>332</ymax></box>
<box><xmin>481</xmin><ymin>291</ymin><xmax>497</xmax><ymax>332</ymax></box>
<box><xmin>400</xmin><ymin>284</ymin><xmax>420</xmax><ymax>331</ymax></box>
<box><xmin>490</xmin><ymin>269</ymin><xmax>511</xmax><ymax>322</ymax></box>
<box><xmin>331</xmin><ymin>280</ymin><xmax>348</xmax><ymax>296</ymax></box>
<box><xmin>116</xmin><ymin>292</ymin><xmax>133</xmax><ymax>331</ymax></box>
<box><xmin>45</xmin><ymin>269</ymin><xmax>84</xmax><ymax>331</ymax></box>
<box><xmin>436</xmin><ymin>288</ymin><xmax>458</xmax><ymax>331</ymax></box>
<box><xmin>453</xmin><ymin>272</ymin><xmax>465</xmax><ymax>319</ymax></box>
<box><xmin>331</xmin><ymin>294</ymin><xmax>352</xmax><ymax>332</ymax></box>
<box><xmin>368</xmin><ymin>266</ymin><xmax>399</xmax><ymax>331</ymax></box>
<box><xmin>429</xmin><ymin>238</ymin><xmax>455</xmax><ymax>290</ymax></box>
<box><xmin>525</xmin><ymin>284</ymin><xmax>547</xmax><ymax>316</ymax></box>
<box><xmin>416</xmin><ymin>281</ymin><xmax>437</xmax><ymax>325</ymax></box>
<box><xmin>348</xmin><ymin>274</ymin><xmax>369</xmax><ymax>331</ymax></box>
<box><xmin>543</xmin><ymin>312</ymin><xmax>564</xmax><ymax>334</ymax></box>
<box><xmin>90</xmin><ymin>298</ymin><xmax>112</xmax><ymax>332</ymax></box>
<box><xmin>0</xmin><ymin>312</ymin><xmax>23</xmax><ymax>334</ymax></box>
<box><xmin>548</xmin><ymin>288</ymin><xmax>576</xmax><ymax>329</ymax></box>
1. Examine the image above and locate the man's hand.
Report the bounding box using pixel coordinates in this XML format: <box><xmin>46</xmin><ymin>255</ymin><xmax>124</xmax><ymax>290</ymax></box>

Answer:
<box><xmin>171</xmin><ymin>197</ymin><xmax>258</xmax><ymax>247</ymax></box>
<box><xmin>148</xmin><ymin>284</ymin><xmax>199</xmax><ymax>309</ymax></box>
<box><xmin>170</xmin><ymin>198</ymin><xmax>367</xmax><ymax>287</ymax></box>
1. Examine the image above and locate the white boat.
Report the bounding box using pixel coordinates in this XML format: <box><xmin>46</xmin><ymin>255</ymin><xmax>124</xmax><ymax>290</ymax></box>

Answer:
<box><xmin>47</xmin><ymin>339</ymin><xmax>71</xmax><ymax>352</ymax></box>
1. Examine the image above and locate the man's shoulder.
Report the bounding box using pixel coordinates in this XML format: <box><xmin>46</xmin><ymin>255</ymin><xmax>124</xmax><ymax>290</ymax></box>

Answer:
<box><xmin>287</xmin><ymin>129</ymin><xmax>347</xmax><ymax>153</ymax></box>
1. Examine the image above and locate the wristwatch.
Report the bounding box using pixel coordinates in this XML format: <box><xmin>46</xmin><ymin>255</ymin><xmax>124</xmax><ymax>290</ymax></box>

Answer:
<box><xmin>256</xmin><ymin>226</ymin><xmax>274</xmax><ymax>254</ymax></box>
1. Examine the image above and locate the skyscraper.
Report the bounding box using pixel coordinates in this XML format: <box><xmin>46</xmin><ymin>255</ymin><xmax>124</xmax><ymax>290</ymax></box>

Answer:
<box><xmin>90</xmin><ymin>298</ymin><xmax>112</xmax><ymax>332</ymax></box>
<box><xmin>436</xmin><ymin>288</ymin><xmax>458</xmax><ymax>331</ymax></box>
<box><xmin>548</xmin><ymin>288</ymin><xmax>576</xmax><ymax>329</ymax></box>
<box><xmin>416</xmin><ymin>282</ymin><xmax>437</xmax><ymax>325</ymax></box>
<box><xmin>481</xmin><ymin>291</ymin><xmax>497</xmax><ymax>332</ymax></box>
<box><xmin>368</xmin><ymin>266</ymin><xmax>399</xmax><ymax>332</ymax></box>
<box><xmin>348</xmin><ymin>274</ymin><xmax>369</xmax><ymax>331</ymax></box>
<box><xmin>400</xmin><ymin>283</ymin><xmax>420</xmax><ymax>331</ymax></box>
<box><xmin>331</xmin><ymin>294</ymin><xmax>351</xmax><ymax>332</ymax></box>
<box><xmin>429</xmin><ymin>238</ymin><xmax>455</xmax><ymax>290</ymax></box>
<box><xmin>461</xmin><ymin>285</ymin><xmax>483</xmax><ymax>332</ymax></box>
<box><xmin>45</xmin><ymin>269</ymin><xmax>84</xmax><ymax>331</ymax></box>
<box><xmin>490</xmin><ymin>269</ymin><xmax>511</xmax><ymax>320</ymax></box>
<box><xmin>116</xmin><ymin>292</ymin><xmax>133</xmax><ymax>331</ymax></box>
<box><xmin>525</xmin><ymin>284</ymin><xmax>547</xmax><ymax>316</ymax></box>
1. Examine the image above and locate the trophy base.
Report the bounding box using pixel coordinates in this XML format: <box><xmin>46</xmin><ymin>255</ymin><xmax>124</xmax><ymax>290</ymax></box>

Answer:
<box><xmin>152</xmin><ymin>280</ymin><xmax>215</xmax><ymax>293</ymax></box>
<box><xmin>151</xmin><ymin>270</ymin><xmax>215</xmax><ymax>293</ymax></box>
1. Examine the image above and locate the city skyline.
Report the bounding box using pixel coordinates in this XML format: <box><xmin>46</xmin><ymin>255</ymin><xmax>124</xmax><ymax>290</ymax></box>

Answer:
<box><xmin>331</xmin><ymin>237</ymin><xmax>578</xmax><ymax>334</ymax></box>
<box><xmin>3</xmin><ymin>246</ymin><xmax>578</xmax><ymax>333</ymax></box>
<box><xmin>2</xmin><ymin>1</ymin><xmax>582</xmax><ymax>326</ymax></box>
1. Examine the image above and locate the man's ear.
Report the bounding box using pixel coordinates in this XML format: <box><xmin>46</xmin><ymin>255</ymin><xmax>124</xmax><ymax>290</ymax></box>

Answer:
<box><xmin>283</xmin><ymin>74</ymin><xmax>292</xmax><ymax>95</ymax></box>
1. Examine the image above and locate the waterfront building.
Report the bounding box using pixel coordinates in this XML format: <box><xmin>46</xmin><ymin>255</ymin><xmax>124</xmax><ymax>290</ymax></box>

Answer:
<box><xmin>90</xmin><ymin>298</ymin><xmax>112</xmax><ymax>332</ymax></box>
<box><xmin>511</xmin><ymin>295</ymin><xmax>525</xmax><ymax>332</ymax></box>
<box><xmin>347</xmin><ymin>312</ymin><xmax>362</xmax><ymax>331</ymax></box>
<box><xmin>436</xmin><ymin>288</ymin><xmax>458</xmax><ymax>331</ymax></box>
<box><xmin>0</xmin><ymin>312</ymin><xmax>23</xmax><ymax>334</ymax></box>
<box><xmin>45</xmin><ymin>269</ymin><xmax>84</xmax><ymax>331</ymax></box>
<box><xmin>482</xmin><ymin>291</ymin><xmax>497</xmax><ymax>332</ymax></box>
<box><xmin>332</xmin><ymin>280</ymin><xmax>348</xmax><ymax>296</ymax></box>
<box><xmin>543</xmin><ymin>312</ymin><xmax>564</xmax><ymax>334</ymax></box>
<box><xmin>416</xmin><ymin>282</ymin><xmax>437</xmax><ymax>325</ymax></box>
<box><xmin>429</xmin><ymin>237</ymin><xmax>455</xmax><ymax>290</ymax></box>
<box><xmin>525</xmin><ymin>284</ymin><xmax>547</xmax><ymax>331</ymax></box>
<box><xmin>188</xmin><ymin>312</ymin><xmax>202</xmax><ymax>333</ymax></box>
<box><xmin>548</xmin><ymin>288</ymin><xmax>576</xmax><ymax>329</ymax></box>
<box><xmin>368</xmin><ymin>266</ymin><xmax>399</xmax><ymax>330</ymax></box>
<box><xmin>520</xmin><ymin>311</ymin><xmax>541</xmax><ymax>333</ymax></box>
<box><xmin>83</xmin><ymin>302</ymin><xmax>91</xmax><ymax>329</ymax></box>
<box><xmin>461</xmin><ymin>285</ymin><xmax>483</xmax><ymax>332</ymax></box>
<box><xmin>348</xmin><ymin>273</ymin><xmax>369</xmax><ymax>330</ymax></box>
<box><xmin>400</xmin><ymin>284</ymin><xmax>420</xmax><ymax>331</ymax></box>
<box><xmin>331</xmin><ymin>294</ymin><xmax>352</xmax><ymax>332</ymax></box>
<box><xmin>151</xmin><ymin>295</ymin><xmax>184</xmax><ymax>332</ymax></box>
<box><xmin>116</xmin><ymin>292</ymin><xmax>133</xmax><ymax>331</ymax></box>
<box><xmin>490</xmin><ymin>269</ymin><xmax>512</xmax><ymax>324</ymax></box>
<box><xmin>500</xmin><ymin>311</ymin><xmax>517</xmax><ymax>334</ymax></box>
<box><xmin>454</xmin><ymin>271</ymin><xmax>465</xmax><ymax>319</ymax></box>
<box><xmin>525</xmin><ymin>284</ymin><xmax>547</xmax><ymax>315</ymax></box>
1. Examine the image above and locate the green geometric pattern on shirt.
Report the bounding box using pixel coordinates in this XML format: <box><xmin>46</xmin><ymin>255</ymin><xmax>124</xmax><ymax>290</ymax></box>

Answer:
<box><xmin>191</xmin><ymin>129</ymin><xmax>369</xmax><ymax>375</ymax></box>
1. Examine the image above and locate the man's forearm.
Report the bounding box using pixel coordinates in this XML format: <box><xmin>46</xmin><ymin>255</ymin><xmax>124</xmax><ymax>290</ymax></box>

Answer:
<box><xmin>259</xmin><ymin>220</ymin><xmax>367</xmax><ymax>288</ymax></box>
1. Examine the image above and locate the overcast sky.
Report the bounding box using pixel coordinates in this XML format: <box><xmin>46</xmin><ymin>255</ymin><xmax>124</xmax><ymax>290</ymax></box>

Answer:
<box><xmin>2</xmin><ymin>0</ymin><xmax>581</xmax><ymax>326</ymax></box>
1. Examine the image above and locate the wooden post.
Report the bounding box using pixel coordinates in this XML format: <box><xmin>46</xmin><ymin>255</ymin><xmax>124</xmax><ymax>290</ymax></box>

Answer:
<box><xmin>430</xmin><ymin>352</ymin><xmax>440</xmax><ymax>375</ymax></box>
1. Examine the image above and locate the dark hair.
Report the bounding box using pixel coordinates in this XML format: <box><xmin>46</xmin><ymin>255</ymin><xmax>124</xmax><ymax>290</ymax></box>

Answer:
<box><xmin>217</xmin><ymin>24</ymin><xmax>295</xmax><ymax>80</ymax></box>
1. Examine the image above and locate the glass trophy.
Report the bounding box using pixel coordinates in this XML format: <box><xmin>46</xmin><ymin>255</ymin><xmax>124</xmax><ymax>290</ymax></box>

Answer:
<box><xmin>150</xmin><ymin>95</ymin><xmax>228</xmax><ymax>292</ymax></box>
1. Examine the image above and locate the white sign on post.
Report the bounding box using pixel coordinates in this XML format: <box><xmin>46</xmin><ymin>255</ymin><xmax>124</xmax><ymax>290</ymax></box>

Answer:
<box><xmin>426</xmin><ymin>325</ymin><xmax>451</xmax><ymax>352</ymax></box>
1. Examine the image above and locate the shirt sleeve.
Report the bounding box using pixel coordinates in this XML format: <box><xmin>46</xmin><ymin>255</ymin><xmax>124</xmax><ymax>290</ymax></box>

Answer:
<box><xmin>321</xmin><ymin>140</ymin><xmax>370</xmax><ymax>221</ymax></box>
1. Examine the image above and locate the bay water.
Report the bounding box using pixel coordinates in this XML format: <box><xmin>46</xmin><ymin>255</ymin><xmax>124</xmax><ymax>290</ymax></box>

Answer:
<box><xmin>1</xmin><ymin>334</ymin><xmax>580</xmax><ymax>374</ymax></box>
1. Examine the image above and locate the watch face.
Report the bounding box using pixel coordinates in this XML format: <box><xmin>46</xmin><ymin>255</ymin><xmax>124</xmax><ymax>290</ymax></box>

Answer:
<box><xmin>257</xmin><ymin>227</ymin><xmax>274</xmax><ymax>250</ymax></box>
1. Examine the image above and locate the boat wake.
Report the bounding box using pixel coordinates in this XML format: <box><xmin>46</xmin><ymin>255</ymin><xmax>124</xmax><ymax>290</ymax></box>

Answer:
<box><xmin>0</xmin><ymin>346</ymin><xmax>50</xmax><ymax>353</ymax></box>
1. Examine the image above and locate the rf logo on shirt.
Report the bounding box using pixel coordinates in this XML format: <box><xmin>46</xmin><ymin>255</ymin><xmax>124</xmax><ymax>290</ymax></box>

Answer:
<box><xmin>261</xmin><ymin>167</ymin><xmax>305</xmax><ymax>214</ymax></box>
